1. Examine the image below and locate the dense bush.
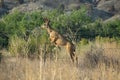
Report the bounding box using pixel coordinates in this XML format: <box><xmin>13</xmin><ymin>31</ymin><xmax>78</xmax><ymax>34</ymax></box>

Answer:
<box><xmin>82</xmin><ymin>19</ymin><xmax>120</xmax><ymax>39</ymax></box>
<box><xmin>43</xmin><ymin>7</ymin><xmax>92</xmax><ymax>42</ymax></box>
<box><xmin>0</xmin><ymin>7</ymin><xmax>120</xmax><ymax>56</ymax></box>
<box><xmin>0</xmin><ymin>7</ymin><xmax>91</xmax><ymax>49</ymax></box>
<box><xmin>0</xmin><ymin>11</ymin><xmax>43</xmax><ymax>49</ymax></box>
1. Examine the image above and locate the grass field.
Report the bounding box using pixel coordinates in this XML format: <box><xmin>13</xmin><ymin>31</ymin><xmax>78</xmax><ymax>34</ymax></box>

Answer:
<box><xmin>0</xmin><ymin>41</ymin><xmax>120</xmax><ymax>80</ymax></box>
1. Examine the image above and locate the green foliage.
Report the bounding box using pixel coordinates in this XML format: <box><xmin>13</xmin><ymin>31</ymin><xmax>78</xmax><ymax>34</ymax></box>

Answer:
<box><xmin>1</xmin><ymin>7</ymin><xmax>120</xmax><ymax>56</ymax></box>
<box><xmin>47</xmin><ymin>7</ymin><xmax>92</xmax><ymax>42</ymax></box>
<box><xmin>80</xmin><ymin>38</ymin><xmax>89</xmax><ymax>45</ymax></box>
<box><xmin>102</xmin><ymin>20</ymin><xmax>120</xmax><ymax>37</ymax></box>
<box><xmin>2</xmin><ymin>11</ymin><xmax>43</xmax><ymax>36</ymax></box>
<box><xmin>0</xmin><ymin>21</ymin><xmax>8</xmax><ymax>48</ymax></box>
<box><xmin>9</xmin><ymin>35</ymin><xmax>27</xmax><ymax>56</ymax></box>
<box><xmin>0</xmin><ymin>11</ymin><xmax>44</xmax><ymax>48</ymax></box>
<box><xmin>83</xmin><ymin>19</ymin><xmax>120</xmax><ymax>39</ymax></box>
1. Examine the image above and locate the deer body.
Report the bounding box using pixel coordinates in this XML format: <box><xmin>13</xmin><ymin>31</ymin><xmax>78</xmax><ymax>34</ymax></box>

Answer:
<box><xmin>41</xmin><ymin>18</ymin><xmax>78</xmax><ymax>63</ymax></box>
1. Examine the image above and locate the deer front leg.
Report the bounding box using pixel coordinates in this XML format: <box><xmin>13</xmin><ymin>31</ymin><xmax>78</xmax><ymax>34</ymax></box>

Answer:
<box><xmin>50</xmin><ymin>37</ymin><xmax>56</xmax><ymax>43</ymax></box>
<box><xmin>50</xmin><ymin>34</ymin><xmax>58</xmax><ymax>43</ymax></box>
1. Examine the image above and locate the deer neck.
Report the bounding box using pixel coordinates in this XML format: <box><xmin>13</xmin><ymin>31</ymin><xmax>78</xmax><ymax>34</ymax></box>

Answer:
<box><xmin>46</xmin><ymin>27</ymin><xmax>52</xmax><ymax>33</ymax></box>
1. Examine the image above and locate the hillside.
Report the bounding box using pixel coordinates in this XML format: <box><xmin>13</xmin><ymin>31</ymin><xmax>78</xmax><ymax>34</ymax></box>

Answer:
<box><xmin>0</xmin><ymin>0</ymin><xmax>120</xmax><ymax>21</ymax></box>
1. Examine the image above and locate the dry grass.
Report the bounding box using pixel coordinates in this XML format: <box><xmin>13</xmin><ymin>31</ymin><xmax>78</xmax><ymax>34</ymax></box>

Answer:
<box><xmin>0</xmin><ymin>41</ymin><xmax>120</xmax><ymax>80</ymax></box>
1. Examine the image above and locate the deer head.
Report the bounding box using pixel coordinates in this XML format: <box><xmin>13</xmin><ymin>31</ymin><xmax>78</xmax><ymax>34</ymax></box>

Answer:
<box><xmin>41</xmin><ymin>18</ymin><xmax>50</xmax><ymax>29</ymax></box>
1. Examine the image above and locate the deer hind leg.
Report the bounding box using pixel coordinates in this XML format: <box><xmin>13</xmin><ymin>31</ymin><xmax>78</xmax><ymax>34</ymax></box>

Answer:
<box><xmin>71</xmin><ymin>51</ymin><xmax>78</xmax><ymax>65</ymax></box>
<box><xmin>66</xmin><ymin>45</ymin><xmax>75</xmax><ymax>62</ymax></box>
<box><xmin>70</xmin><ymin>51</ymin><xmax>75</xmax><ymax>62</ymax></box>
<box><xmin>70</xmin><ymin>48</ymin><xmax>78</xmax><ymax>63</ymax></box>
<box><xmin>66</xmin><ymin>45</ymin><xmax>78</xmax><ymax>64</ymax></box>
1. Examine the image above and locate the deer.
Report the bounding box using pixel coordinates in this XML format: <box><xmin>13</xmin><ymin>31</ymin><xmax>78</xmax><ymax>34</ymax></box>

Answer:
<box><xmin>40</xmin><ymin>18</ymin><xmax>78</xmax><ymax>64</ymax></box>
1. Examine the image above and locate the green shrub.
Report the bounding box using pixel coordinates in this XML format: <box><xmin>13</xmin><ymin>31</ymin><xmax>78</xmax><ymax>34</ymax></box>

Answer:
<box><xmin>102</xmin><ymin>19</ymin><xmax>120</xmax><ymax>37</ymax></box>
<box><xmin>80</xmin><ymin>38</ymin><xmax>89</xmax><ymax>45</ymax></box>
<box><xmin>49</xmin><ymin>7</ymin><xmax>92</xmax><ymax>42</ymax></box>
<box><xmin>9</xmin><ymin>35</ymin><xmax>27</xmax><ymax>56</ymax></box>
<box><xmin>0</xmin><ymin>11</ymin><xmax>44</xmax><ymax>48</ymax></box>
<box><xmin>1</xmin><ymin>7</ymin><xmax>120</xmax><ymax>57</ymax></box>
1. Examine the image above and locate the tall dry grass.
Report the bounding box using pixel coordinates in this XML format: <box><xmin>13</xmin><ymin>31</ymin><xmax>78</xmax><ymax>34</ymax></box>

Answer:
<box><xmin>0</xmin><ymin>38</ymin><xmax>120</xmax><ymax>80</ymax></box>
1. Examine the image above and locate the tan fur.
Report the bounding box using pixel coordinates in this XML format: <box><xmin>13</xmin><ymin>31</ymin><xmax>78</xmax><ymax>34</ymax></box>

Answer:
<box><xmin>41</xmin><ymin>18</ymin><xmax>78</xmax><ymax>63</ymax></box>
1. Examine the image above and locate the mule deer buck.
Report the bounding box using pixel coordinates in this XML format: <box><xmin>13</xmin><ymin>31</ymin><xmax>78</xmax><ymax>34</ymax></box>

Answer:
<box><xmin>41</xmin><ymin>18</ymin><xmax>78</xmax><ymax>63</ymax></box>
